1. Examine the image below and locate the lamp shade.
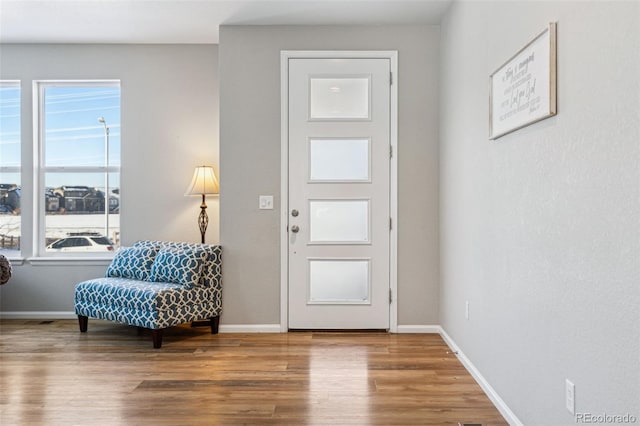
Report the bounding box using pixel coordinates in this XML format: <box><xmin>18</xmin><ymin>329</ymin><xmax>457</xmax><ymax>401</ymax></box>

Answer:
<box><xmin>185</xmin><ymin>166</ymin><xmax>219</xmax><ymax>196</ymax></box>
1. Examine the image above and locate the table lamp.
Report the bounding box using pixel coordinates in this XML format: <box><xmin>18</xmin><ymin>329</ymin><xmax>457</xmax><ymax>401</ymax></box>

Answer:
<box><xmin>185</xmin><ymin>165</ymin><xmax>219</xmax><ymax>244</ymax></box>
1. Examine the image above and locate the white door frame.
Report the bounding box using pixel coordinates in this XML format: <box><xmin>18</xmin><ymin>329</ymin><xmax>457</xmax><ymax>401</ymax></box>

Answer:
<box><xmin>280</xmin><ymin>50</ymin><xmax>398</xmax><ymax>332</ymax></box>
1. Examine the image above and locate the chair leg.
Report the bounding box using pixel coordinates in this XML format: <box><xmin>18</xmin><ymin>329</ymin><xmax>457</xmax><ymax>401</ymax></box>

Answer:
<box><xmin>78</xmin><ymin>315</ymin><xmax>88</xmax><ymax>332</ymax></box>
<box><xmin>151</xmin><ymin>329</ymin><xmax>163</xmax><ymax>349</ymax></box>
<box><xmin>210</xmin><ymin>316</ymin><xmax>220</xmax><ymax>334</ymax></box>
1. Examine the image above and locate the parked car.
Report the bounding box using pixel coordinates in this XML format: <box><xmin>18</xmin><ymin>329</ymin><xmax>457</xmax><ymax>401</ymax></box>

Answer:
<box><xmin>46</xmin><ymin>235</ymin><xmax>115</xmax><ymax>252</ymax></box>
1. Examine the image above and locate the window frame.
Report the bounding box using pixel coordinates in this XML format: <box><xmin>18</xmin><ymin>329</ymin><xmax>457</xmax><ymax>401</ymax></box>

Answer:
<box><xmin>33</xmin><ymin>80</ymin><xmax>121</xmax><ymax>259</ymax></box>
<box><xmin>0</xmin><ymin>80</ymin><xmax>22</xmax><ymax>260</ymax></box>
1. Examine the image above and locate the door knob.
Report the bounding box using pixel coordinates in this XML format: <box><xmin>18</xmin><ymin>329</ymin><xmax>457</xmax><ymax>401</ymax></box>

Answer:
<box><xmin>291</xmin><ymin>225</ymin><xmax>300</xmax><ymax>233</ymax></box>
<box><xmin>291</xmin><ymin>209</ymin><xmax>299</xmax><ymax>217</ymax></box>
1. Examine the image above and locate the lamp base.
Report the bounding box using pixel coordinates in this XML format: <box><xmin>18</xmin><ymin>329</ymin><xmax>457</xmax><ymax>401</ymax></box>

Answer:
<box><xmin>198</xmin><ymin>194</ymin><xmax>208</xmax><ymax>244</ymax></box>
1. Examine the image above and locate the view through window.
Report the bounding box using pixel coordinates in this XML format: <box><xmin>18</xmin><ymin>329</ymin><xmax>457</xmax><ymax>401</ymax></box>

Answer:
<box><xmin>0</xmin><ymin>82</ymin><xmax>21</xmax><ymax>256</ymax></box>
<box><xmin>39</xmin><ymin>82</ymin><xmax>121</xmax><ymax>254</ymax></box>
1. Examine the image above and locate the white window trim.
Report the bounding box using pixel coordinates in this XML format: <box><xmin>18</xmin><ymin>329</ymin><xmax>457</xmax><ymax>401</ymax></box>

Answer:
<box><xmin>32</xmin><ymin>80</ymin><xmax>121</xmax><ymax>259</ymax></box>
<box><xmin>0</xmin><ymin>80</ymin><xmax>23</xmax><ymax>261</ymax></box>
<box><xmin>27</xmin><ymin>257</ymin><xmax>113</xmax><ymax>266</ymax></box>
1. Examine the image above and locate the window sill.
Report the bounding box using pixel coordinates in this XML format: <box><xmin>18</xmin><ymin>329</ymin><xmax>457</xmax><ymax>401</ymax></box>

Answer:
<box><xmin>27</xmin><ymin>257</ymin><xmax>113</xmax><ymax>266</ymax></box>
<box><xmin>1</xmin><ymin>257</ymin><xmax>25</xmax><ymax>266</ymax></box>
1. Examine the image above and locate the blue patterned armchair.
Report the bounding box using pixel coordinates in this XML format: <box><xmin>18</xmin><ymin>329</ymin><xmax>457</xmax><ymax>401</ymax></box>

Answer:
<box><xmin>74</xmin><ymin>240</ymin><xmax>222</xmax><ymax>348</ymax></box>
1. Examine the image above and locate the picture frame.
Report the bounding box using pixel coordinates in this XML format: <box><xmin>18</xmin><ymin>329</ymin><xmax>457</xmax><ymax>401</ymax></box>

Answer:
<box><xmin>489</xmin><ymin>22</ymin><xmax>557</xmax><ymax>140</ymax></box>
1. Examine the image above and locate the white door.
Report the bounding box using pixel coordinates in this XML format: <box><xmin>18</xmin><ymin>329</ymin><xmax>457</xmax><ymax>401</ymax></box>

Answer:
<box><xmin>287</xmin><ymin>57</ymin><xmax>391</xmax><ymax>329</ymax></box>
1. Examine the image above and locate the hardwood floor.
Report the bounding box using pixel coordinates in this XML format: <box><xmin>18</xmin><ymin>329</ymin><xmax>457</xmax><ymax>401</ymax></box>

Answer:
<box><xmin>0</xmin><ymin>320</ymin><xmax>507</xmax><ymax>425</ymax></box>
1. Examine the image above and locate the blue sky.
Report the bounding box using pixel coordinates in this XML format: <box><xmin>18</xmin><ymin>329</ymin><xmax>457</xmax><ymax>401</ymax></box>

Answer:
<box><xmin>0</xmin><ymin>84</ymin><xmax>120</xmax><ymax>189</ymax></box>
<box><xmin>0</xmin><ymin>85</ymin><xmax>20</xmax><ymax>169</ymax></box>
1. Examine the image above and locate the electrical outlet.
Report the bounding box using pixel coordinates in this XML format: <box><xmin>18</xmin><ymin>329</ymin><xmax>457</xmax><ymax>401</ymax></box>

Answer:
<box><xmin>259</xmin><ymin>195</ymin><xmax>273</xmax><ymax>210</ymax></box>
<box><xmin>465</xmin><ymin>301</ymin><xmax>470</xmax><ymax>320</ymax></box>
<box><xmin>565</xmin><ymin>379</ymin><xmax>575</xmax><ymax>414</ymax></box>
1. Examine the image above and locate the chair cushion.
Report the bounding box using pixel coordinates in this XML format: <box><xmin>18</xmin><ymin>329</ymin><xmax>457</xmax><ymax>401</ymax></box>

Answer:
<box><xmin>149</xmin><ymin>247</ymin><xmax>207</xmax><ymax>287</ymax></box>
<box><xmin>105</xmin><ymin>246</ymin><xmax>158</xmax><ymax>281</ymax></box>
<box><xmin>74</xmin><ymin>277</ymin><xmax>219</xmax><ymax>329</ymax></box>
<box><xmin>134</xmin><ymin>241</ymin><xmax>221</xmax><ymax>289</ymax></box>
<box><xmin>75</xmin><ymin>277</ymin><xmax>214</xmax><ymax>311</ymax></box>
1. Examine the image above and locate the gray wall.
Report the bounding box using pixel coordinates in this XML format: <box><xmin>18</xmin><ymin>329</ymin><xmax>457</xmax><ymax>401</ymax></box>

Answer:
<box><xmin>0</xmin><ymin>44</ymin><xmax>219</xmax><ymax>313</ymax></box>
<box><xmin>219</xmin><ymin>25</ymin><xmax>440</xmax><ymax>325</ymax></box>
<box><xmin>439</xmin><ymin>1</ymin><xmax>639</xmax><ymax>423</ymax></box>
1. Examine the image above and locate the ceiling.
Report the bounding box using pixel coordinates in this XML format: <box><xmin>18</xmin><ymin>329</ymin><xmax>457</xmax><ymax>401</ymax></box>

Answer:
<box><xmin>0</xmin><ymin>0</ymin><xmax>452</xmax><ymax>44</ymax></box>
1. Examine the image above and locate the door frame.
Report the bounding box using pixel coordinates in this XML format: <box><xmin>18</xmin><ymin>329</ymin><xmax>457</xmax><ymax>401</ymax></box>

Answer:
<box><xmin>280</xmin><ymin>50</ymin><xmax>399</xmax><ymax>332</ymax></box>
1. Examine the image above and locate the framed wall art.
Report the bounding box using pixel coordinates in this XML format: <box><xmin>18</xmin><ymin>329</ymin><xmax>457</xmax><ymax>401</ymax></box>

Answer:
<box><xmin>489</xmin><ymin>22</ymin><xmax>557</xmax><ymax>139</ymax></box>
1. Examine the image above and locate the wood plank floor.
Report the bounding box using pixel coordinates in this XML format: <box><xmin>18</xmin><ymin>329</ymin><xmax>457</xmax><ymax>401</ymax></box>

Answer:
<box><xmin>0</xmin><ymin>320</ymin><xmax>507</xmax><ymax>425</ymax></box>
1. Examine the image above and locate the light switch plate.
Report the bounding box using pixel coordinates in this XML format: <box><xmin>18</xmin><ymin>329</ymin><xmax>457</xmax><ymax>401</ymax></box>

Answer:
<box><xmin>259</xmin><ymin>195</ymin><xmax>274</xmax><ymax>210</ymax></box>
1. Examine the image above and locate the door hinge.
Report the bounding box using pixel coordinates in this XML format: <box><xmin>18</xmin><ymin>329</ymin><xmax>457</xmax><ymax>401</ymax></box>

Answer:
<box><xmin>390</xmin><ymin>71</ymin><xmax>393</xmax><ymax>85</ymax></box>
<box><xmin>389</xmin><ymin>217</ymin><xmax>392</xmax><ymax>231</ymax></box>
<box><xmin>389</xmin><ymin>288</ymin><xmax>393</xmax><ymax>304</ymax></box>
<box><xmin>390</xmin><ymin>145</ymin><xmax>393</xmax><ymax>158</ymax></box>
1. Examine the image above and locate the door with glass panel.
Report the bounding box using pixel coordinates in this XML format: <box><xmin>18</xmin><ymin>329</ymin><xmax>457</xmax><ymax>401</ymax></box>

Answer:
<box><xmin>288</xmin><ymin>57</ymin><xmax>390</xmax><ymax>329</ymax></box>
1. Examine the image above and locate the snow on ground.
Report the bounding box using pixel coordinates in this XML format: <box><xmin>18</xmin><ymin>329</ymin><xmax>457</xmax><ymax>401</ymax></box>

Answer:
<box><xmin>0</xmin><ymin>213</ymin><xmax>119</xmax><ymax>240</ymax></box>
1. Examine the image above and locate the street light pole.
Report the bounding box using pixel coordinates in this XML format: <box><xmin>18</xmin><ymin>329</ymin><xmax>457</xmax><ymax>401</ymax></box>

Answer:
<box><xmin>98</xmin><ymin>117</ymin><xmax>109</xmax><ymax>239</ymax></box>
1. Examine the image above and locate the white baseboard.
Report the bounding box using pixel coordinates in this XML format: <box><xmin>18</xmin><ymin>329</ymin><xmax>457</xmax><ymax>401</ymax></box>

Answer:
<box><xmin>439</xmin><ymin>328</ymin><xmax>523</xmax><ymax>426</ymax></box>
<box><xmin>218</xmin><ymin>324</ymin><xmax>281</xmax><ymax>333</ymax></box>
<box><xmin>0</xmin><ymin>311</ymin><xmax>76</xmax><ymax>319</ymax></box>
<box><xmin>396</xmin><ymin>324</ymin><xmax>442</xmax><ymax>334</ymax></box>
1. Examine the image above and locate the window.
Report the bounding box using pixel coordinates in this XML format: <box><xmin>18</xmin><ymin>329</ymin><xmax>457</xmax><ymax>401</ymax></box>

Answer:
<box><xmin>35</xmin><ymin>81</ymin><xmax>121</xmax><ymax>256</ymax></box>
<box><xmin>0</xmin><ymin>81</ymin><xmax>21</xmax><ymax>257</ymax></box>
